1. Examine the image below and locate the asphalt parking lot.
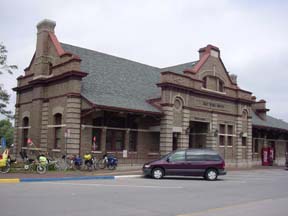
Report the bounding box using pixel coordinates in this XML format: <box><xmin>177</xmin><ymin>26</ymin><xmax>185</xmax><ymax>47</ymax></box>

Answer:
<box><xmin>0</xmin><ymin>168</ymin><xmax>287</xmax><ymax>216</ymax></box>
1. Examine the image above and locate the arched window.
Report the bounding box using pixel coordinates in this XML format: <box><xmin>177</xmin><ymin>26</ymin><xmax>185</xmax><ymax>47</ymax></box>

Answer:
<box><xmin>202</xmin><ymin>75</ymin><xmax>225</xmax><ymax>93</ymax></box>
<box><xmin>54</xmin><ymin>113</ymin><xmax>62</xmax><ymax>149</ymax></box>
<box><xmin>174</xmin><ymin>97</ymin><xmax>183</xmax><ymax>111</ymax></box>
<box><xmin>22</xmin><ymin>117</ymin><xmax>29</xmax><ymax>147</ymax></box>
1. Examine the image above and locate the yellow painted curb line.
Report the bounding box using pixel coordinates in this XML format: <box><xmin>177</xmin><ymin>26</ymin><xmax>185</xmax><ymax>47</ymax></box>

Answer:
<box><xmin>0</xmin><ymin>179</ymin><xmax>20</xmax><ymax>183</ymax></box>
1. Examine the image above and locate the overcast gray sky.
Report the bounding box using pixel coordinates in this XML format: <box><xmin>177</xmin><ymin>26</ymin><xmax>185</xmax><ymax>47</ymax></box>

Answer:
<box><xmin>1</xmin><ymin>0</ymin><xmax>288</xmax><ymax>121</ymax></box>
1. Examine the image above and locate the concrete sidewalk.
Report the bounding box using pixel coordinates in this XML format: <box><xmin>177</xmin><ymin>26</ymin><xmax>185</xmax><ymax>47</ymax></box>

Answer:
<box><xmin>0</xmin><ymin>164</ymin><xmax>285</xmax><ymax>183</ymax></box>
<box><xmin>0</xmin><ymin>164</ymin><xmax>142</xmax><ymax>181</ymax></box>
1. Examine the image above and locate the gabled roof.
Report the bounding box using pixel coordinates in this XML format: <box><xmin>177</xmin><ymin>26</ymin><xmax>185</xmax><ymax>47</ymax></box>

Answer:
<box><xmin>61</xmin><ymin>42</ymin><xmax>288</xmax><ymax>131</ymax></box>
<box><xmin>252</xmin><ymin>112</ymin><xmax>288</xmax><ymax>131</ymax></box>
<box><xmin>61</xmin><ymin>43</ymin><xmax>162</xmax><ymax>114</ymax></box>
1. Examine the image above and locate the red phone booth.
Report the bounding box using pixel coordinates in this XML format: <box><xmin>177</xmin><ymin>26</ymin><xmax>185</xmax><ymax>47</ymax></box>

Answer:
<box><xmin>261</xmin><ymin>147</ymin><xmax>269</xmax><ymax>166</ymax></box>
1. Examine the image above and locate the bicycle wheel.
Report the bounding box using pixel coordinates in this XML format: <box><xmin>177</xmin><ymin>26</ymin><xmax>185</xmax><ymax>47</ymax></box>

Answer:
<box><xmin>36</xmin><ymin>164</ymin><xmax>47</xmax><ymax>174</ymax></box>
<box><xmin>0</xmin><ymin>163</ymin><xmax>10</xmax><ymax>173</ymax></box>
<box><xmin>97</xmin><ymin>159</ymin><xmax>106</xmax><ymax>169</ymax></box>
<box><xmin>56</xmin><ymin>159</ymin><xmax>68</xmax><ymax>171</ymax></box>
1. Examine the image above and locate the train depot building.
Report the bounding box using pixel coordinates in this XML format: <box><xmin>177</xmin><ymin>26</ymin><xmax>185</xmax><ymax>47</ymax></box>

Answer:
<box><xmin>13</xmin><ymin>19</ymin><xmax>288</xmax><ymax>168</ymax></box>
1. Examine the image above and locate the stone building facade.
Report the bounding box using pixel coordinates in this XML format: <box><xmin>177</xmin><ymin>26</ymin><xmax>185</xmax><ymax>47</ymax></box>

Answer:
<box><xmin>13</xmin><ymin>19</ymin><xmax>288</xmax><ymax>167</ymax></box>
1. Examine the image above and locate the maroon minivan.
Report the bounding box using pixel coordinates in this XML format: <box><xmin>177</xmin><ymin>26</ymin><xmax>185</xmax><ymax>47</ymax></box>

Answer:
<box><xmin>143</xmin><ymin>148</ymin><xmax>226</xmax><ymax>180</ymax></box>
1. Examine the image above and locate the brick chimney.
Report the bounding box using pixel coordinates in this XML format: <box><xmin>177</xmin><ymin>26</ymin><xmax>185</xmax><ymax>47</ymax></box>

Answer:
<box><xmin>34</xmin><ymin>19</ymin><xmax>56</xmax><ymax>77</ymax></box>
<box><xmin>198</xmin><ymin>44</ymin><xmax>220</xmax><ymax>59</ymax></box>
<box><xmin>252</xmin><ymin>99</ymin><xmax>269</xmax><ymax>120</ymax></box>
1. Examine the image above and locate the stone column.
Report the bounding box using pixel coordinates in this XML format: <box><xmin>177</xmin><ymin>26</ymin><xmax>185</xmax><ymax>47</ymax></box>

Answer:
<box><xmin>40</xmin><ymin>102</ymin><xmax>49</xmax><ymax>150</ymax></box>
<box><xmin>206</xmin><ymin>113</ymin><xmax>218</xmax><ymax>150</ymax></box>
<box><xmin>160</xmin><ymin>106</ymin><xmax>173</xmax><ymax>155</ymax></box>
<box><xmin>179</xmin><ymin>108</ymin><xmax>190</xmax><ymax>149</ymax></box>
<box><xmin>101</xmin><ymin>128</ymin><xmax>107</xmax><ymax>153</ymax></box>
<box><xmin>66</xmin><ymin>97</ymin><xmax>81</xmax><ymax>155</ymax></box>
<box><xmin>13</xmin><ymin>107</ymin><xmax>20</xmax><ymax>158</ymax></box>
<box><xmin>247</xmin><ymin>118</ymin><xmax>253</xmax><ymax>167</ymax></box>
<box><xmin>125</xmin><ymin>129</ymin><xmax>130</xmax><ymax>151</ymax></box>
<box><xmin>236</xmin><ymin>116</ymin><xmax>243</xmax><ymax>167</ymax></box>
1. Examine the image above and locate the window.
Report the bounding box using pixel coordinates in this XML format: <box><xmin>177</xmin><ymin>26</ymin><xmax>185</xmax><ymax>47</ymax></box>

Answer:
<box><xmin>218</xmin><ymin>80</ymin><xmax>224</xmax><ymax>92</ymax></box>
<box><xmin>227</xmin><ymin>136</ymin><xmax>233</xmax><ymax>146</ymax></box>
<box><xmin>129</xmin><ymin>131</ymin><xmax>137</xmax><ymax>152</ymax></box>
<box><xmin>202</xmin><ymin>76</ymin><xmax>225</xmax><ymax>93</ymax></box>
<box><xmin>219</xmin><ymin>124</ymin><xmax>225</xmax><ymax>134</ymax></box>
<box><xmin>203</xmin><ymin>77</ymin><xmax>207</xmax><ymax>88</ymax></box>
<box><xmin>219</xmin><ymin>135</ymin><xmax>225</xmax><ymax>146</ymax></box>
<box><xmin>149</xmin><ymin>132</ymin><xmax>160</xmax><ymax>153</ymax></box>
<box><xmin>174</xmin><ymin>98</ymin><xmax>183</xmax><ymax>111</ymax></box>
<box><xmin>227</xmin><ymin>125</ymin><xmax>233</xmax><ymax>146</ymax></box>
<box><xmin>22</xmin><ymin>117</ymin><xmax>29</xmax><ymax>147</ymax></box>
<box><xmin>254</xmin><ymin>139</ymin><xmax>259</xmax><ymax>153</ymax></box>
<box><xmin>205</xmin><ymin>154</ymin><xmax>221</xmax><ymax>161</ymax></box>
<box><xmin>228</xmin><ymin>125</ymin><xmax>233</xmax><ymax>135</ymax></box>
<box><xmin>186</xmin><ymin>151</ymin><xmax>205</xmax><ymax>161</ymax></box>
<box><xmin>242</xmin><ymin>137</ymin><xmax>247</xmax><ymax>146</ymax></box>
<box><xmin>92</xmin><ymin>129</ymin><xmax>101</xmax><ymax>151</ymax></box>
<box><xmin>169</xmin><ymin>150</ymin><xmax>186</xmax><ymax>162</ymax></box>
<box><xmin>106</xmin><ymin>130</ymin><xmax>125</xmax><ymax>151</ymax></box>
<box><xmin>54</xmin><ymin>113</ymin><xmax>62</xmax><ymax>149</ymax></box>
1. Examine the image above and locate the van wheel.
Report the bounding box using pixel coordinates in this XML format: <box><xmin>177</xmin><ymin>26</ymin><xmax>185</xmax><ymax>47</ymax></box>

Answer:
<box><xmin>152</xmin><ymin>168</ymin><xmax>164</xmax><ymax>179</ymax></box>
<box><xmin>205</xmin><ymin>169</ymin><xmax>218</xmax><ymax>181</ymax></box>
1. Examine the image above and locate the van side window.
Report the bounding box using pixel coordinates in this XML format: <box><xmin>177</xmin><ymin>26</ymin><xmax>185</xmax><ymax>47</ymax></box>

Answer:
<box><xmin>169</xmin><ymin>151</ymin><xmax>185</xmax><ymax>162</ymax></box>
<box><xmin>186</xmin><ymin>151</ymin><xmax>205</xmax><ymax>161</ymax></box>
<box><xmin>205</xmin><ymin>154</ymin><xmax>221</xmax><ymax>161</ymax></box>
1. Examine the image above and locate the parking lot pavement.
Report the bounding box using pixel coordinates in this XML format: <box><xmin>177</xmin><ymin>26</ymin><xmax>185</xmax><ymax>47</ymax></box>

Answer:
<box><xmin>1</xmin><ymin>168</ymin><xmax>287</xmax><ymax>216</ymax></box>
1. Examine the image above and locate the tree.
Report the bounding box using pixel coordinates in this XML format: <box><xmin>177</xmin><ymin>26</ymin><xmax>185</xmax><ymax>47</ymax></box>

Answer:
<box><xmin>0</xmin><ymin>43</ymin><xmax>17</xmax><ymax>118</ymax></box>
<box><xmin>0</xmin><ymin>119</ymin><xmax>14</xmax><ymax>147</ymax></box>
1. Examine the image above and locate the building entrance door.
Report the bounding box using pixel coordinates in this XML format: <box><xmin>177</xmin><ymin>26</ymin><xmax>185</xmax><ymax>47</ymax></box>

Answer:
<box><xmin>188</xmin><ymin>121</ymin><xmax>209</xmax><ymax>148</ymax></box>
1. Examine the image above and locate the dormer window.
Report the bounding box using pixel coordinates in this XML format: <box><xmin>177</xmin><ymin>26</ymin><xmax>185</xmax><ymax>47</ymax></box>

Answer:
<box><xmin>202</xmin><ymin>75</ymin><xmax>225</xmax><ymax>93</ymax></box>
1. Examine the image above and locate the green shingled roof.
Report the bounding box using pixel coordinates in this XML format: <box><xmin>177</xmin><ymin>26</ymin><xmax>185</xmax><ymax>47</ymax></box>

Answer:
<box><xmin>252</xmin><ymin>112</ymin><xmax>288</xmax><ymax>131</ymax></box>
<box><xmin>61</xmin><ymin>43</ymin><xmax>197</xmax><ymax>114</ymax></box>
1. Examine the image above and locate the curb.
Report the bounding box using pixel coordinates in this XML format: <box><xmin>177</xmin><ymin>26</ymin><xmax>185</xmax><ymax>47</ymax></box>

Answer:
<box><xmin>0</xmin><ymin>174</ymin><xmax>142</xmax><ymax>183</ymax></box>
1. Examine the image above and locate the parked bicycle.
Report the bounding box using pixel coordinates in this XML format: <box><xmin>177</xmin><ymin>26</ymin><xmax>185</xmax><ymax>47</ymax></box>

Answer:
<box><xmin>83</xmin><ymin>153</ymin><xmax>98</xmax><ymax>171</ymax></box>
<box><xmin>0</xmin><ymin>145</ymin><xmax>16</xmax><ymax>173</ymax></box>
<box><xmin>19</xmin><ymin>150</ymin><xmax>48</xmax><ymax>174</ymax></box>
<box><xmin>97</xmin><ymin>154</ymin><xmax>118</xmax><ymax>170</ymax></box>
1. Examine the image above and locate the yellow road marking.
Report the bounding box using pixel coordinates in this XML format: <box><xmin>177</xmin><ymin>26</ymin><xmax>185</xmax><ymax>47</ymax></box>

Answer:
<box><xmin>0</xmin><ymin>179</ymin><xmax>20</xmax><ymax>183</ymax></box>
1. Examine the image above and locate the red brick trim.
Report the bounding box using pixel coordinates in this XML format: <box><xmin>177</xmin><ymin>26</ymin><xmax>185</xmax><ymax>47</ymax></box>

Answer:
<box><xmin>48</xmin><ymin>32</ymin><xmax>65</xmax><ymax>56</ymax></box>
<box><xmin>160</xmin><ymin>103</ymin><xmax>174</xmax><ymax>107</ymax></box>
<box><xmin>13</xmin><ymin>70</ymin><xmax>88</xmax><ymax>92</ymax></box>
<box><xmin>15</xmin><ymin>93</ymin><xmax>81</xmax><ymax>107</ymax></box>
<box><xmin>93</xmin><ymin>104</ymin><xmax>163</xmax><ymax>116</ymax></box>
<box><xmin>52</xmin><ymin>58</ymin><xmax>81</xmax><ymax>69</ymax></box>
<box><xmin>157</xmin><ymin>82</ymin><xmax>253</xmax><ymax>104</ymax></box>
<box><xmin>184</xmin><ymin>53</ymin><xmax>210</xmax><ymax>74</ymax></box>
<box><xmin>146</xmin><ymin>98</ymin><xmax>162</xmax><ymax>111</ymax></box>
